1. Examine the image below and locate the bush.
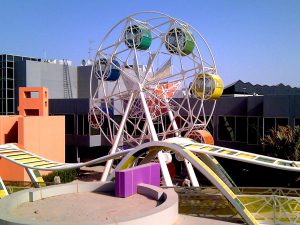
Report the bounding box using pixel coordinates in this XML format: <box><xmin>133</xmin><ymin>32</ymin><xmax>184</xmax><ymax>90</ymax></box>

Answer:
<box><xmin>262</xmin><ymin>125</ymin><xmax>300</xmax><ymax>161</ymax></box>
<box><xmin>42</xmin><ymin>169</ymin><xmax>77</xmax><ymax>183</ymax></box>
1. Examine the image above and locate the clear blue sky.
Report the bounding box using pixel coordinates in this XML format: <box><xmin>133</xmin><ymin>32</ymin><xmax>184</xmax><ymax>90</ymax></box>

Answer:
<box><xmin>1</xmin><ymin>0</ymin><xmax>300</xmax><ymax>86</ymax></box>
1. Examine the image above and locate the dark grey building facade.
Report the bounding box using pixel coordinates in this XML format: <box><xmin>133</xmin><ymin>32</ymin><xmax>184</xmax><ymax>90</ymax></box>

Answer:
<box><xmin>0</xmin><ymin>54</ymin><xmax>41</xmax><ymax>114</ymax></box>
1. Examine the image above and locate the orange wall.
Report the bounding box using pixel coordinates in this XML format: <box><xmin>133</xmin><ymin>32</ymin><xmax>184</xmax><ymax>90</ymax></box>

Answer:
<box><xmin>18</xmin><ymin>116</ymin><xmax>65</xmax><ymax>178</ymax></box>
<box><xmin>0</xmin><ymin>116</ymin><xmax>26</xmax><ymax>181</ymax></box>
<box><xmin>0</xmin><ymin>116</ymin><xmax>65</xmax><ymax>181</ymax></box>
<box><xmin>0</xmin><ymin>116</ymin><xmax>19</xmax><ymax>144</ymax></box>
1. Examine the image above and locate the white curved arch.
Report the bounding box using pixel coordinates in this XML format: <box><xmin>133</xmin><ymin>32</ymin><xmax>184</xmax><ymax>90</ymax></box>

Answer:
<box><xmin>111</xmin><ymin>141</ymin><xmax>258</xmax><ymax>225</ymax></box>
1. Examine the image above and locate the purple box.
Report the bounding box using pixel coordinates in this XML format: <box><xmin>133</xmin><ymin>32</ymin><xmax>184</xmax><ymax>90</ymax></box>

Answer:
<box><xmin>115</xmin><ymin>163</ymin><xmax>160</xmax><ymax>198</ymax></box>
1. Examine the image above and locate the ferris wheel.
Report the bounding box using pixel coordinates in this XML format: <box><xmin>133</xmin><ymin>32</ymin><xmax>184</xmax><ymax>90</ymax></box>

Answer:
<box><xmin>89</xmin><ymin>11</ymin><xmax>224</xmax><ymax>184</ymax></box>
<box><xmin>90</xmin><ymin>11</ymin><xmax>223</xmax><ymax>146</ymax></box>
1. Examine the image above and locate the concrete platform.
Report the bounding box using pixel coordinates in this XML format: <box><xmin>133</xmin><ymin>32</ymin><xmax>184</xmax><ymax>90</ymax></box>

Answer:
<box><xmin>0</xmin><ymin>181</ymin><xmax>243</xmax><ymax>225</ymax></box>
<box><xmin>0</xmin><ymin>182</ymin><xmax>178</xmax><ymax>225</ymax></box>
<box><xmin>10</xmin><ymin>192</ymin><xmax>159</xmax><ymax>224</ymax></box>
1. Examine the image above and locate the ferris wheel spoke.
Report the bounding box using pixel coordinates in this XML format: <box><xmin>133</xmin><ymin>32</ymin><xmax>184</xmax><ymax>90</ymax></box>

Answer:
<box><xmin>90</xmin><ymin>12</ymin><xmax>223</xmax><ymax>165</ymax></box>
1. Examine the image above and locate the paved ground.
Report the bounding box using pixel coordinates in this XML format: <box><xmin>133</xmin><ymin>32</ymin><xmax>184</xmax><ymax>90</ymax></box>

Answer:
<box><xmin>11</xmin><ymin>191</ymin><xmax>159</xmax><ymax>224</ymax></box>
<box><xmin>18</xmin><ymin>166</ymin><xmax>242</xmax><ymax>225</ymax></box>
<box><xmin>175</xmin><ymin>215</ymin><xmax>244</xmax><ymax>225</ymax></box>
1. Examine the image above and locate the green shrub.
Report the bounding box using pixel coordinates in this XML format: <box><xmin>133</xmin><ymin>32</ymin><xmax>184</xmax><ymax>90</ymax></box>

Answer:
<box><xmin>42</xmin><ymin>169</ymin><xmax>77</xmax><ymax>183</ymax></box>
<box><xmin>262</xmin><ymin>125</ymin><xmax>300</xmax><ymax>161</ymax></box>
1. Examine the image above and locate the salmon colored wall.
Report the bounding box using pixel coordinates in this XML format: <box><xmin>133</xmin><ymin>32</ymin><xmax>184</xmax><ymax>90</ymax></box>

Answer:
<box><xmin>0</xmin><ymin>159</ymin><xmax>26</xmax><ymax>181</ymax></box>
<box><xmin>0</xmin><ymin>116</ymin><xmax>26</xmax><ymax>181</ymax></box>
<box><xmin>0</xmin><ymin>116</ymin><xmax>19</xmax><ymax>144</ymax></box>
<box><xmin>18</xmin><ymin>87</ymin><xmax>49</xmax><ymax>116</ymax></box>
<box><xmin>18</xmin><ymin>116</ymin><xmax>65</xmax><ymax>177</ymax></box>
<box><xmin>0</xmin><ymin>87</ymin><xmax>65</xmax><ymax>181</ymax></box>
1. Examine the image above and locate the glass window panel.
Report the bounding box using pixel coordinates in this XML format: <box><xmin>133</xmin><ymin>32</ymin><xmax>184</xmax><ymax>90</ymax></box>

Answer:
<box><xmin>7</xmin><ymin>89</ymin><xmax>13</xmax><ymax>98</ymax></box>
<box><xmin>264</xmin><ymin>118</ymin><xmax>276</xmax><ymax>136</ymax></box>
<box><xmin>259</xmin><ymin>117</ymin><xmax>263</xmax><ymax>141</ymax></box>
<box><xmin>218</xmin><ymin>116</ymin><xmax>235</xmax><ymax>141</ymax></box>
<box><xmin>7</xmin><ymin>55</ymin><xmax>13</xmax><ymax>61</ymax></box>
<box><xmin>14</xmin><ymin>56</ymin><xmax>22</xmax><ymax>62</ymax></box>
<box><xmin>83</xmin><ymin>115</ymin><xmax>89</xmax><ymax>135</ymax></box>
<box><xmin>3</xmin><ymin>100</ymin><xmax>6</xmax><ymax>112</ymax></box>
<box><xmin>7</xmin><ymin>79</ymin><xmax>13</xmax><ymax>89</ymax></box>
<box><xmin>90</xmin><ymin>127</ymin><xmax>100</xmax><ymax>135</ymax></box>
<box><xmin>65</xmin><ymin>114</ymin><xmax>75</xmax><ymax>135</ymax></box>
<box><xmin>248</xmin><ymin>117</ymin><xmax>259</xmax><ymax>144</ymax></box>
<box><xmin>236</xmin><ymin>117</ymin><xmax>247</xmax><ymax>142</ymax></box>
<box><xmin>7</xmin><ymin>68</ymin><xmax>13</xmax><ymax>79</ymax></box>
<box><xmin>77</xmin><ymin>115</ymin><xmax>83</xmax><ymax>135</ymax></box>
<box><xmin>7</xmin><ymin>62</ymin><xmax>13</xmax><ymax>68</ymax></box>
<box><xmin>7</xmin><ymin>99</ymin><xmax>14</xmax><ymax>113</ymax></box>
<box><xmin>276</xmin><ymin>118</ymin><xmax>288</xmax><ymax>127</ymax></box>
<box><xmin>295</xmin><ymin>118</ymin><xmax>300</xmax><ymax>127</ymax></box>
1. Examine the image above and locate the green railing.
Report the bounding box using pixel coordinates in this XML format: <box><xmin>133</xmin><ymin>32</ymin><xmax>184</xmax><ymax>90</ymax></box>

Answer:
<box><xmin>171</xmin><ymin>187</ymin><xmax>300</xmax><ymax>225</ymax></box>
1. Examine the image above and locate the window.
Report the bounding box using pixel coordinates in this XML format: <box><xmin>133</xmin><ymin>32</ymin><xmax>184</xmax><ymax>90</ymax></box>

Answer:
<box><xmin>7</xmin><ymin>79</ymin><xmax>13</xmax><ymax>89</ymax></box>
<box><xmin>7</xmin><ymin>62</ymin><xmax>13</xmax><ymax>68</ymax></box>
<box><xmin>7</xmin><ymin>100</ymin><xmax>14</xmax><ymax>113</ymax></box>
<box><xmin>263</xmin><ymin>117</ymin><xmax>289</xmax><ymax>137</ymax></box>
<box><xmin>236</xmin><ymin>117</ymin><xmax>247</xmax><ymax>142</ymax></box>
<box><xmin>78</xmin><ymin>115</ymin><xmax>89</xmax><ymax>136</ymax></box>
<box><xmin>65</xmin><ymin>114</ymin><xmax>75</xmax><ymax>135</ymax></box>
<box><xmin>14</xmin><ymin>56</ymin><xmax>22</xmax><ymax>62</ymax></box>
<box><xmin>248</xmin><ymin>117</ymin><xmax>259</xmax><ymax>144</ymax></box>
<box><xmin>7</xmin><ymin>55</ymin><xmax>13</xmax><ymax>61</ymax></box>
<box><xmin>295</xmin><ymin>118</ymin><xmax>300</xmax><ymax>127</ymax></box>
<box><xmin>7</xmin><ymin>68</ymin><xmax>13</xmax><ymax>79</ymax></box>
<box><xmin>276</xmin><ymin>118</ymin><xmax>288</xmax><ymax>127</ymax></box>
<box><xmin>218</xmin><ymin>116</ymin><xmax>247</xmax><ymax>142</ymax></box>
<box><xmin>90</xmin><ymin>127</ymin><xmax>100</xmax><ymax>135</ymax></box>
<box><xmin>7</xmin><ymin>89</ymin><xmax>14</xmax><ymax>98</ymax></box>
<box><xmin>218</xmin><ymin>116</ymin><xmax>235</xmax><ymax>141</ymax></box>
<box><xmin>264</xmin><ymin>118</ymin><xmax>275</xmax><ymax>136</ymax></box>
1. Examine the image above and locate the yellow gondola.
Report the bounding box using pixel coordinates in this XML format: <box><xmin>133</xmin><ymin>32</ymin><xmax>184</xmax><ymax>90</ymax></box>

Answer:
<box><xmin>192</xmin><ymin>74</ymin><xmax>224</xmax><ymax>100</ymax></box>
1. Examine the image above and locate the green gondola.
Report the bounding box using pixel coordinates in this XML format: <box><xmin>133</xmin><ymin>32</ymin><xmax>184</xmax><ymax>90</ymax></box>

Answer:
<box><xmin>165</xmin><ymin>28</ymin><xmax>195</xmax><ymax>56</ymax></box>
<box><xmin>124</xmin><ymin>25</ymin><xmax>152</xmax><ymax>50</ymax></box>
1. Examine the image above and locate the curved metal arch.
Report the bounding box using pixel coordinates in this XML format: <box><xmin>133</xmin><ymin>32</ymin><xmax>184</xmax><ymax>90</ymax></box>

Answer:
<box><xmin>110</xmin><ymin>141</ymin><xmax>258</xmax><ymax>225</ymax></box>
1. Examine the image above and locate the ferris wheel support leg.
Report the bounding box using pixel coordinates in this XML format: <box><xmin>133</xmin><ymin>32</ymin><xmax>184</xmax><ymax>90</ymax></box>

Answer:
<box><xmin>139</xmin><ymin>87</ymin><xmax>173</xmax><ymax>186</ymax></box>
<box><xmin>166</xmin><ymin>104</ymin><xmax>199</xmax><ymax>187</ymax></box>
<box><xmin>100</xmin><ymin>93</ymin><xmax>135</xmax><ymax>182</ymax></box>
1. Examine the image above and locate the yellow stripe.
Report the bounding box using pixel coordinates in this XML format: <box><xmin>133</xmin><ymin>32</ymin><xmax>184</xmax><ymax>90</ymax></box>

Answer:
<box><xmin>182</xmin><ymin>148</ymin><xmax>258</xmax><ymax>225</ymax></box>
<box><xmin>8</xmin><ymin>154</ymin><xmax>32</xmax><ymax>160</ymax></box>
<box><xmin>24</xmin><ymin>161</ymin><xmax>50</xmax><ymax>167</ymax></box>
<box><xmin>219</xmin><ymin>150</ymin><xmax>232</xmax><ymax>154</ymax></box>
<box><xmin>0</xmin><ymin>190</ymin><xmax>7</xmax><ymax>198</ymax></box>
<box><xmin>201</xmin><ymin>146</ymin><xmax>217</xmax><ymax>151</ymax></box>
<box><xmin>2</xmin><ymin>151</ymin><xmax>23</xmax><ymax>156</ymax></box>
<box><xmin>0</xmin><ymin>149</ymin><xmax>21</xmax><ymax>153</ymax></box>
<box><xmin>237</xmin><ymin>153</ymin><xmax>255</xmax><ymax>159</ymax></box>
<box><xmin>120</xmin><ymin>156</ymin><xmax>136</xmax><ymax>170</ymax></box>
<box><xmin>183</xmin><ymin>148</ymin><xmax>236</xmax><ymax>199</ymax></box>
<box><xmin>16</xmin><ymin>157</ymin><xmax>41</xmax><ymax>163</ymax></box>
<box><xmin>186</xmin><ymin>144</ymin><xmax>202</xmax><ymax>150</ymax></box>
<box><xmin>211</xmin><ymin>157</ymin><xmax>219</xmax><ymax>164</ymax></box>
<box><xmin>36</xmin><ymin>163</ymin><xmax>59</xmax><ymax>168</ymax></box>
<box><xmin>36</xmin><ymin>177</ymin><xmax>45</xmax><ymax>183</ymax></box>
